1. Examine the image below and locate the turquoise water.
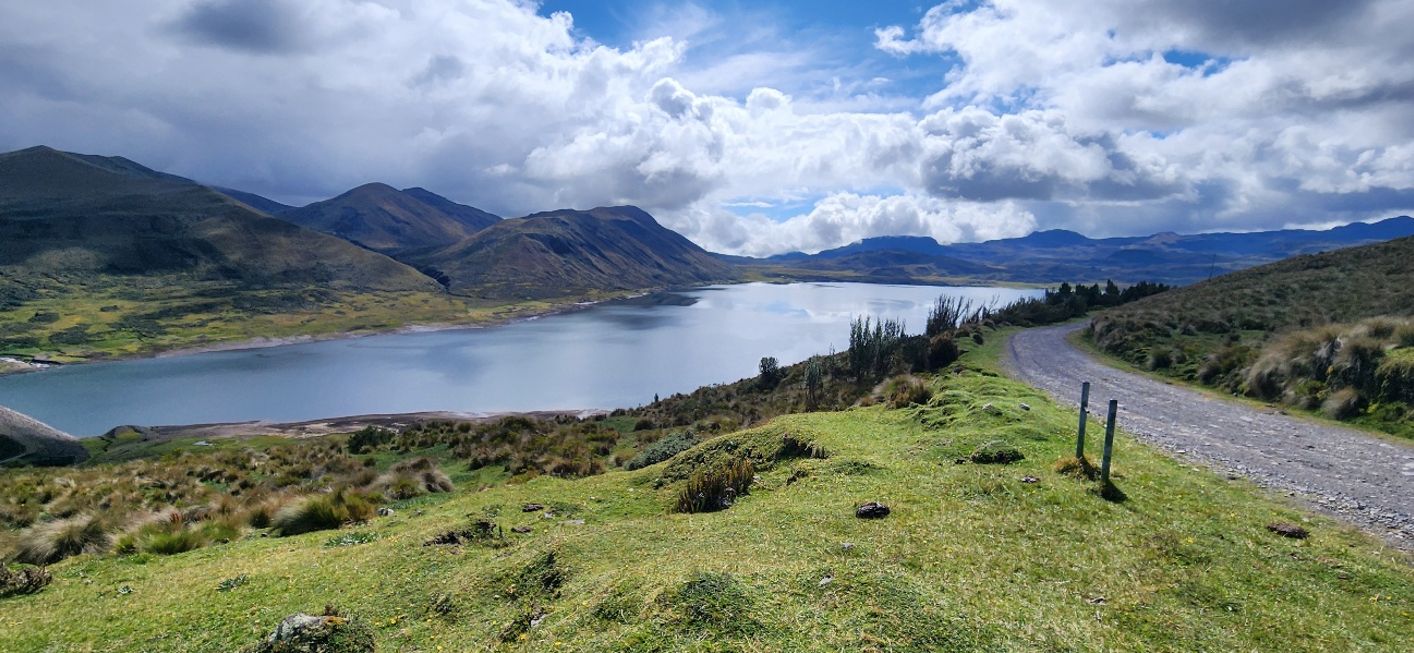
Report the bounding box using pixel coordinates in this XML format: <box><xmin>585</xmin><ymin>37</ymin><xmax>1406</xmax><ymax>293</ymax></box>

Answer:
<box><xmin>0</xmin><ymin>283</ymin><xmax>1040</xmax><ymax>435</ymax></box>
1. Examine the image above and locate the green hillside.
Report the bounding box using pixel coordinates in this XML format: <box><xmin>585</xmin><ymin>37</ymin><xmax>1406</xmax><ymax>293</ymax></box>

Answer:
<box><xmin>1</xmin><ymin>337</ymin><xmax>1408</xmax><ymax>652</ymax></box>
<box><xmin>281</xmin><ymin>183</ymin><xmax>500</xmax><ymax>254</ymax></box>
<box><xmin>1088</xmin><ymin>235</ymin><xmax>1414</xmax><ymax>436</ymax></box>
<box><xmin>410</xmin><ymin>206</ymin><xmax>737</xmax><ymax>300</ymax></box>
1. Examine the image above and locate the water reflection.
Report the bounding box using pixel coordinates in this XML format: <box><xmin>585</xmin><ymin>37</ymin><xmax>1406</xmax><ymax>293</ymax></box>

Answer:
<box><xmin>0</xmin><ymin>282</ymin><xmax>1041</xmax><ymax>434</ymax></box>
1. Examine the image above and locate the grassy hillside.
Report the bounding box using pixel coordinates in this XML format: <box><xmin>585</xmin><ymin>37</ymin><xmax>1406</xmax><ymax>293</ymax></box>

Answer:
<box><xmin>1</xmin><ymin>336</ymin><xmax>1409</xmax><ymax>652</ymax></box>
<box><xmin>1088</xmin><ymin>235</ymin><xmax>1414</xmax><ymax>436</ymax></box>
<box><xmin>409</xmin><ymin>206</ymin><xmax>737</xmax><ymax>300</ymax></box>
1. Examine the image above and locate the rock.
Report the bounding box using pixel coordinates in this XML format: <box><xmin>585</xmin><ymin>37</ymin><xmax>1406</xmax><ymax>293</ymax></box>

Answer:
<box><xmin>522</xmin><ymin>503</ymin><xmax>545</xmax><ymax>512</ymax></box>
<box><xmin>1020</xmin><ymin>475</ymin><xmax>1039</xmax><ymax>484</ymax></box>
<box><xmin>376</xmin><ymin>507</ymin><xmax>395</xmax><ymax>517</ymax></box>
<box><xmin>855</xmin><ymin>502</ymin><xmax>890</xmax><ymax>519</ymax></box>
<box><xmin>1266</xmin><ymin>522</ymin><xmax>1310</xmax><ymax>539</ymax></box>
<box><xmin>565</xmin><ymin>519</ymin><xmax>585</xmax><ymax>526</ymax></box>
<box><xmin>1019</xmin><ymin>403</ymin><xmax>1031</xmax><ymax>411</ymax></box>
<box><xmin>243</xmin><ymin>610</ymin><xmax>374</xmax><ymax>653</ymax></box>
<box><xmin>818</xmin><ymin>575</ymin><xmax>834</xmax><ymax>588</ymax></box>
<box><xmin>981</xmin><ymin>402</ymin><xmax>1002</xmax><ymax>415</ymax></box>
<box><xmin>840</xmin><ymin>542</ymin><xmax>855</xmax><ymax>552</ymax></box>
<box><xmin>511</xmin><ymin>526</ymin><xmax>532</xmax><ymax>534</ymax></box>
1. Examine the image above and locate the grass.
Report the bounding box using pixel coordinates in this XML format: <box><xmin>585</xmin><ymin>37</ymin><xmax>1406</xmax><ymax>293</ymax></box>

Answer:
<box><xmin>1086</xmin><ymin>235</ymin><xmax>1414</xmax><ymax>437</ymax></box>
<box><xmin>0</xmin><ymin>334</ymin><xmax>1410</xmax><ymax>651</ymax></box>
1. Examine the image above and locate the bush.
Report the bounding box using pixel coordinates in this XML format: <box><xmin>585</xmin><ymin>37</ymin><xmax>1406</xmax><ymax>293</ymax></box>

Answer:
<box><xmin>0</xmin><ymin>563</ymin><xmax>52</xmax><ymax>598</ymax></box>
<box><xmin>674</xmin><ymin>458</ymin><xmax>755</xmax><ymax>514</ymax></box>
<box><xmin>346</xmin><ymin>427</ymin><xmax>393</xmax><ymax>454</ymax></box>
<box><xmin>271</xmin><ymin>489</ymin><xmax>378</xmax><ymax>537</ymax></box>
<box><xmin>14</xmin><ymin>514</ymin><xmax>111</xmax><ymax>565</ymax></box>
<box><xmin>625</xmin><ymin>431</ymin><xmax>697</xmax><ymax>470</ymax></box>
<box><xmin>927</xmin><ymin>335</ymin><xmax>960</xmax><ymax>371</ymax></box>
<box><xmin>757</xmin><ymin>356</ymin><xmax>783</xmax><ymax>390</ymax></box>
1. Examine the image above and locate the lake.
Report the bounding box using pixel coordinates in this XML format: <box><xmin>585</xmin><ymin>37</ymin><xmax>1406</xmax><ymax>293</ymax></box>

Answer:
<box><xmin>0</xmin><ymin>283</ymin><xmax>1041</xmax><ymax>435</ymax></box>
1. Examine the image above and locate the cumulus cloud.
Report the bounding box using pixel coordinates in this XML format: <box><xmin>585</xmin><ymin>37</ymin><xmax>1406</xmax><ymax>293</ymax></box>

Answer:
<box><xmin>0</xmin><ymin>0</ymin><xmax>1411</xmax><ymax>255</ymax></box>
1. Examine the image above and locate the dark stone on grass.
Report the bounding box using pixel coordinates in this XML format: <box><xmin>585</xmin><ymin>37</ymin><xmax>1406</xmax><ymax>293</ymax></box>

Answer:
<box><xmin>1266</xmin><ymin>522</ymin><xmax>1310</xmax><ymax>539</ymax></box>
<box><xmin>855</xmin><ymin>502</ymin><xmax>890</xmax><ymax>519</ymax></box>
<box><xmin>511</xmin><ymin>526</ymin><xmax>532</xmax><ymax>534</ymax></box>
<box><xmin>1020</xmin><ymin>475</ymin><xmax>1039</xmax><ymax>484</ymax></box>
<box><xmin>243</xmin><ymin>609</ymin><xmax>374</xmax><ymax>653</ymax></box>
<box><xmin>0</xmin><ymin>563</ymin><xmax>52</xmax><ymax>598</ymax></box>
<box><xmin>522</xmin><ymin>503</ymin><xmax>544</xmax><ymax>512</ymax></box>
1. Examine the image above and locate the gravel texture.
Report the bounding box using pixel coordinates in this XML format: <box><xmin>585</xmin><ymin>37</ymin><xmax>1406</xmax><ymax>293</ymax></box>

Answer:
<box><xmin>1003</xmin><ymin>323</ymin><xmax>1414</xmax><ymax>550</ymax></box>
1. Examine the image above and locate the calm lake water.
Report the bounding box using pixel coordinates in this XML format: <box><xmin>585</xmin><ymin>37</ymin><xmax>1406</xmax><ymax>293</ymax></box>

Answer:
<box><xmin>0</xmin><ymin>283</ymin><xmax>1040</xmax><ymax>435</ymax></box>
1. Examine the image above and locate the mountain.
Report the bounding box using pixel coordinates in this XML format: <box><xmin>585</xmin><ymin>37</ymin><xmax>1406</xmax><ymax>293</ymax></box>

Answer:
<box><xmin>0</xmin><ymin>405</ymin><xmax>87</xmax><ymax>466</ymax></box>
<box><xmin>281</xmin><ymin>183</ymin><xmax>500</xmax><ymax>253</ymax></box>
<box><xmin>0</xmin><ymin>146</ymin><xmax>438</xmax><ymax>291</ymax></box>
<box><xmin>406</xmin><ymin>205</ymin><xmax>736</xmax><ymax>299</ymax></box>
<box><xmin>213</xmin><ymin>187</ymin><xmax>295</xmax><ymax>215</ymax></box>
<box><xmin>752</xmin><ymin>216</ymin><xmax>1414</xmax><ymax>285</ymax></box>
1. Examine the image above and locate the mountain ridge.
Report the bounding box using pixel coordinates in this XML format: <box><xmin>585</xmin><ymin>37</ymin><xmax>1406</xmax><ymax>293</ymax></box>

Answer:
<box><xmin>280</xmin><ymin>183</ymin><xmax>500</xmax><ymax>254</ymax></box>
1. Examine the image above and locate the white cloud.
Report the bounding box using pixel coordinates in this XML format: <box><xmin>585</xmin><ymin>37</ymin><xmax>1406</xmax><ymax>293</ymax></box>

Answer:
<box><xmin>0</xmin><ymin>0</ymin><xmax>1412</xmax><ymax>255</ymax></box>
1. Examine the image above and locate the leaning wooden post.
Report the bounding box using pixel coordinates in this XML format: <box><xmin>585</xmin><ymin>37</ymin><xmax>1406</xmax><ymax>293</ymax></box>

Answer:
<box><xmin>1100</xmin><ymin>399</ymin><xmax>1118</xmax><ymax>485</ymax></box>
<box><xmin>1075</xmin><ymin>381</ymin><xmax>1091</xmax><ymax>459</ymax></box>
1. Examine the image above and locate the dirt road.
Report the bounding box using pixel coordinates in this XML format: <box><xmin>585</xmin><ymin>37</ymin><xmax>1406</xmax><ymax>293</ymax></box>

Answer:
<box><xmin>1003</xmin><ymin>322</ymin><xmax>1414</xmax><ymax>549</ymax></box>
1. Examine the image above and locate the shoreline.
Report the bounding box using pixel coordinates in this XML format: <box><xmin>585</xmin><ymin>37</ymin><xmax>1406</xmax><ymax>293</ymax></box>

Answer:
<box><xmin>91</xmin><ymin>408</ymin><xmax>611</xmax><ymax>442</ymax></box>
<box><xmin>0</xmin><ymin>289</ymin><xmax>653</xmax><ymax>377</ymax></box>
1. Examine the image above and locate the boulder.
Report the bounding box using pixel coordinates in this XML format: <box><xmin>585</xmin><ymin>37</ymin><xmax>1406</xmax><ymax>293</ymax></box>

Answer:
<box><xmin>243</xmin><ymin>610</ymin><xmax>375</xmax><ymax>653</ymax></box>
<box><xmin>1266</xmin><ymin>522</ymin><xmax>1310</xmax><ymax>539</ymax></box>
<box><xmin>855</xmin><ymin>502</ymin><xmax>891</xmax><ymax>519</ymax></box>
<box><xmin>0</xmin><ymin>406</ymin><xmax>88</xmax><ymax>467</ymax></box>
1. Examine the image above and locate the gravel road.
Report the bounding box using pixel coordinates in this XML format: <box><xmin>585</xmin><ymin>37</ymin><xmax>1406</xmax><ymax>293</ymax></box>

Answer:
<box><xmin>1003</xmin><ymin>322</ymin><xmax>1414</xmax><ymax>550</ymax></box>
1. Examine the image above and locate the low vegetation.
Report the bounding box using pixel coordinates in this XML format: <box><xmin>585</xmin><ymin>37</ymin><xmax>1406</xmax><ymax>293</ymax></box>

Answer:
<box><xmin>0</xmin><ymin>334</ymin><xmax>1409</xmax><ymax>651</ymax></box>
<box><xmin>1089</xmin><ymin>236</ymin><xmax>1414</xmax><ymax>437</ymax></box>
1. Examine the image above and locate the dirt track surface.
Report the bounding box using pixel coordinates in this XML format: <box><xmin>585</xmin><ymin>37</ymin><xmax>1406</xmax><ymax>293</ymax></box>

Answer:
<box><xmin>1003</xmin><ymin>323</ymin><xmax>1414</xmax><ymax>550</ymax></box>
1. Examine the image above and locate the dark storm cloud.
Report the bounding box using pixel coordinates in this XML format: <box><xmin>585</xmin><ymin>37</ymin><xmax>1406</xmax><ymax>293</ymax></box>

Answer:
<box><xmin>171</xmin><ymin>0</ymin><xmax>305</xmax><ymax>54</ymax></box>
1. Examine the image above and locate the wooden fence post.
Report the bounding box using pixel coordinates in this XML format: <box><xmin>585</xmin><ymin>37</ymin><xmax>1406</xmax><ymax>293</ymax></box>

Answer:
<box><xmin>1101</xmin><ymin>399</ymin><xmax>1118</xmax><ymax>485</ymax></box>
<box><xmin>1075</xmin><ymin>381</ymin><xmax>1090</xmax><ymax>459</ymax></box>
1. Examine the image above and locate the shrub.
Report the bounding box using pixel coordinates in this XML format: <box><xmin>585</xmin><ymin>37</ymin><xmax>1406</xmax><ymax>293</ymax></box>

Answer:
<box><xmin>1053</xmin><ymin>455</ymin><xmax>1098</xmax><ymax>480</ymax></box>
<box><xmin>1375</xmin><ymin>348</ymin><xmax>1414</xmax><ymax>403</ymax></box>
<box><xmin>625</xmin><ymin>431</ymin><xmax>697</xmax><ymax>470</ymax></box>
<box><xmin>346</xmin><ymin>426</ymin><xmax>393</xmax><ymax>454</ymax></box>
<box><xmin>14</xmin><ymin>514</ymin><xmax>111</xmax><ymax>565</ymax></box>
<box><xmin>927</xmin><ymin>335</ymin><xmax>960</xmax><ymax>371</ymax></box>
<box><xmin>376</xmin><ymin>458</ymin><xmax>454</xmax><ymax>500</ymax></box>
<box><xmin>271</xmin><ymin>489</ymin><xmax>378</xmax><ymax>537</ymax></box>
<box><xmin>0</xmin><ymin>563</ymin><xmax>52</xmax><ymax>598</ymax></box>
<box><xmin>674</xmin><ymin>458</ymin><xmax>754</xmax><ymax>513</ymax></box>
<box><xmin>757</xmin><ymin>356</ymin><xmax>783</xmax><ymax>390</ymax></box>
<box><xmin>1146</xmin><ymin>348</ymin><xmax>1174</xmax><ymax>370</ymax></box>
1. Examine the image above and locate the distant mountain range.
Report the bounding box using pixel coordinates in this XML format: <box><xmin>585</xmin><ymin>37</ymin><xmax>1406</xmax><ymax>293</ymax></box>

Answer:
<box><xmin>739</xmin><ymin>217</ymin><xmax>1414</xmax><ymax>284</ymax></box>
<box><xmin>0</xmin><ymin>146</ymin><xmax>436</xmax><ymax>291</ymax></box>
<box><xmin>403</xmin><ymin>206</ymin><xmax>734</xmax><ymax>299</ymax></box>
<box><xmin>5</xmin><ymin>145</ymin><xmax>1413</xmax><ymax>306</ymax></box>
<box><xmin>278</xmin><ymin>183</ymin><xmax>501</xmax><ymax>254</ymax></box>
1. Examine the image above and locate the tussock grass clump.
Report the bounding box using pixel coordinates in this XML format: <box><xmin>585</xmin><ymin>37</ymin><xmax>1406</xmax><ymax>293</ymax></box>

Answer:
<box><xmin>13</xmin><ymin>514</ymin><xmax>111</xmax><ymax>564</ymax></box>
<box><xmin>1053</xmin><ymin>455</ymin><xmax>1099</xmax><ymax>480</ymax></box>
<box><xmin>271</xmin><ymin>489</ymin><xmax>378</xmax><ymax>537</ymax></box>
<box><xmin>0</xmin><ymin>562</ymin><xmax>52</xmax><ymax>598</ymax></box>
<box><xmin>376</xmin><ymin>457</ymin><xmax>453</xmax><ymax>500</ymax></box>
<box><xmin>674</xmin><ymin>458</ymin><xmax>755</xmax><ymax>514</ymax></box>
<box><xmin>424</xmin><ymin>520</ymin><xmax>505</xmax><ymax>548</ymax></box>
<box><xmin>668</xmin><ymin>572</ymin><xmax>757</xmax><ymax>633</ymax></box>
<box><xmin>883</xmin><ymin>375</ymin><xmax>933</xmax><ymax>408</ymax></box>
<box><xmin>968</xmin><ymin>441</ymin><xmax>1024</xmax><ymax>465</ymax></box>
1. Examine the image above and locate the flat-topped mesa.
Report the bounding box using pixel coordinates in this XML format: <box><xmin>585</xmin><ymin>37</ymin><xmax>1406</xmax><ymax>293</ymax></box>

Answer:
<box><xmin>0</xmin><ymin>405</ymin><xmax>88</xmax><ymax>467</ymax></box>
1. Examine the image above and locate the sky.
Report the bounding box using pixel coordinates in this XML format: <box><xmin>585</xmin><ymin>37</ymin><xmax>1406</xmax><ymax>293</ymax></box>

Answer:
<box><xmin>2</xmin><ymin>0</ymin><xmax>1413</xmax><ymax>256</ymax></box>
